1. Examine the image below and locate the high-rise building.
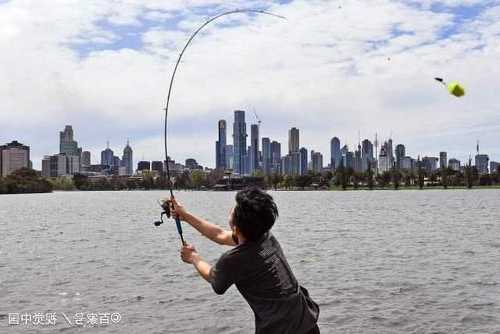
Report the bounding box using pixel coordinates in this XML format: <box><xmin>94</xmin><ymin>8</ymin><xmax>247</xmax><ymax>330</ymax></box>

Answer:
<box><xmin>475</xmin><ymin>154</ymin><xmax>489</xmax><ymax>175</ymax></box>
<box><xmin>422</xmin><ymin>157</ymin><xmax>439</xmax><ymax>174</ymax></box>
<box><xmin>311</xmin><ymin>151</ymin><xmax>323</xmax><ymax>173</ymax></box>
<box><xmin>0</xmin><ymin>141</ymin><xmax>30</xmax><ymax>177</ymax></box>
<box><xmin>449</xmin><ymin>158</ymin><xmax>461</xmax><ymax>171</ymax></box>
<box><xmin>186</xmin><ymin>158</ymin><xmax>200</xmax><ymax>170</ymax></box>
<box><xmin>330</xmin><ymin>137</ymin><xmax>341</xmax><ymax>170</ymax></box>
<box><xmin>490</xmin><ymin>161</ymin><xmax>499</xmax><ymax>174</ymax></box>
<box><xmin>395</xmin><ymin>144</ymin><xmax>405</xmax><ymax>169</ymax></box>
<box><xmin>344</xmin><ymin>151</ymin><xmax>354</xmax><ymax>170</ymax></box>
<box><xmin>59</xmin><ymin>125</ymin><xmax>81</xmax><ymax>156</ymax></box>
<box><xmin>113</xmin><ymin>156</ymin><xmax>121</xmax><ymax>169</ymax></box>
<box><xmin>401</xmin><ymin>156</ymin><xmax>415</xmax><ymax>170</ymax></box>
<box><xmin>281</xmin><ymin>155</ymin><xmax>292</xmax><ymax>175</ymax></box>
<box><xmin>137</xmin><ymin>161</ymin><xmax>151</xmax><ymax>172</ymax></box>
<box><xmin>101</xmin><ymin>142</ymin><xmax>114</xmax><ymax>167</ymax></box>
<box><xmin>216</xmin><ymin>120</ymin><xmax>227</xmax><ymax>170</ymax></box>
<box><xmin>299</xmin><ymin>147</ymin><xmax>308</xmax><ymax>175</ymax></box>
<box><xmin>233</xmin><ymin>110</ymin><xmax>247</xmax><ymax>175</ymax></box>
<box><xmin>151</xmin><ymin>161</ymin><xmax>164</xmax><ymax>174</ymax></box>
<box><xmin>41</xmin><ymin>153</ymin><xmax>79</xmax><ymax>177</ymax></box>
<box><xmin>361</xmin><ymin>139</ymin><xmax>374</xmax><ymax>172</ymax></box>
<box><xmin>354</xmin><ymin>144</ymin><xmax>362</xmax><ymax>173</ymax></box>
<box><xmin>378</xmin><ymin>146</ymin><xmax>390</xmax><ymax>173</ymax></box>
<box><xmin>249</xmin><ymin>124</ymin><xmax>259</xmax><ymax>174</ymax></box>
<box><xmin>262</xmin><ymin>138</ymin><xmax>271</xmax><ymax>175</ymax></box>
<box><xmin>289</xmin><ymin>152</ymin><xmax>300</xmax><ymax>175</ymax></box>
<box><xmin>81</xmin><ymin>151</ymin><xmax>91</xmax><ymax>167</ymax></box>
<box><xmin>288</xmin><ymin>127</ymin><xmax>299</xmax><ymax>154</ymax></box>
<box><xmin>271</xmin><ymin>141</ymin><xmax>281</xmax><ymax>174</ymax></box>
<box><xmin>439</xmin><ymin>152</ymin><xmax>448</xmax><ymax>170</ymax></box>
<box><xmin>387</xmin><ymin>138</ymin><xmax>394</xmax><ymax>162</ymax></box>
<box><xmin>122</xmin><ymin>140</ymin><xmax>133</xmax><ymax>176</ymax></box>
<box><xmin>225</xmin><ymin>145</ymin><xmax>234</xmax><ymax>170</ymax></box>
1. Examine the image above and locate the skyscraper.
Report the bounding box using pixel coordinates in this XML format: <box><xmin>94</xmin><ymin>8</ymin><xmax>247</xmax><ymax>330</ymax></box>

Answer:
<box><xmin>233</xmin><ymin>110</ymin><xmax>247</xmax><ymax>175</ymax></box>
<box><xmin>387</xmin><ymin>138</ymin><xmax>394</xmax><ymax>163</ymax></box>
<box><xmin>122</xmin><ymin>140</ymin><xmax>133</xmax><ymax>175</ymax></box>
<box><xmin>299</xmin><ymin>147</ymin><xmax>308</xmax><ymax>175</ymax></box>
<box><xmin>81</xmin><ymin>151</ymin><xmax>91</xmax><ymax>167</ymax></box>
<box><xmin>330</xmin><ymin>137</ymin><xmax>341</xmax><ymax>170</ymax></box>
<box><xmin>271</xmin><ymin>141</ymin><xmax>281</xmax><ymax>174</ymax></box>
<box><xmin>311</xmin><ymin>151</ymin><xmax>323</xmax><ymax>173</ymax></box>
<box><xmin>250</xmin><ymin>124</ymin><xmax>259</xmax><ymax>174</ymax></box>
<box><xmin>288</xmin><ymin>127</ymin><xmax>299</xmax><ymax>154</ymax></box>
<box><xmin>439</xmin><ymin>152</ymin><xmax>448</xmax><ymax>169</ymax></box>
<box><xmin>225</xmin><ymin>145</ymin><xmax>234</xmax><ymax>170</ymax></box>
<box><xmin>475</xmin><ymin>154</ymin><xmax>489</xmax><ymax>175</ymax></box>
<box><xmin>101</xmin><ymin>141</ymin><xmax>114</xmax><ymax>167</ymax></box>
<box><xmin>262</xmin><ymin>137</ymin><xmax>271</xmax><ymax>175</ymax></box>
<box><xmin>0</xmin><ymin>141</ymin><xmax>30</xmax><ymax>177</ymax></box>
<box><xmin>354</xmin><ymin>144</ymin><xmax>362</xmax><ymax>173</ymax></box>
<box><xmin>361</xmin><ymin>139</ymin><xmax>374</xmax><ymax>172</ymax></box>
<box><xmin>59</xmin><ymin>125</ymin><xmax>81</xmax><ymax>156</ymax></box>
<box><xmin>449</xmin><ymin>158</ymin><xmax>461</xmax><ymax>171</ymax></box>
<box><xmin>216</xmin><ymin>120</ymin><xmax>227</xmax><ymax>170</ymax></box>
<box><xmin>395</xmin><ymin>144</ymin><xmax>405</xmax><ymax>169</ymax></box>
<box><xmin>378</xmin><ymin>146</ymin><xmax>390</xmax><ymax>173</ymax></box>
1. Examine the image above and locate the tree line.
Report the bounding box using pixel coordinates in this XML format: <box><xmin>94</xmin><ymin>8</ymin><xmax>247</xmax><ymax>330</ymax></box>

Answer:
<box><xmin>2</xmin><ymin>165</ymin><xmax>500</xmax><ymax>194</ymax></box>
<box><xmin>0</xmin><ymin>168</ymin><xmax>53</xmax><ymax>194</ymax></box>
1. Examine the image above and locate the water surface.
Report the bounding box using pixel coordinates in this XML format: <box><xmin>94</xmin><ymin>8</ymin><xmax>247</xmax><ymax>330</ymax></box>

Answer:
<box><xmin>1</xmin><ymin>190</ymin><xmax>500</xmax><ymax>333</ymax></box>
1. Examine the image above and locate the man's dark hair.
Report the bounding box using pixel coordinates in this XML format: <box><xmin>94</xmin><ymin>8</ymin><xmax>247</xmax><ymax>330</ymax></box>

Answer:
<box><xmin>233</xmin><ymin>187</ymin><xmax>279</xmax><ymax>242</ymax></box>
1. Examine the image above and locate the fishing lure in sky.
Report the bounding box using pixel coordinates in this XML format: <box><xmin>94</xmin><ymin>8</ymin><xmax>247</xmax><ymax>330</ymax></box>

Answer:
<box><xmin>435</xmin><ymin>77</ymin><xmax>465</xmax><ymax>97</ymax></box>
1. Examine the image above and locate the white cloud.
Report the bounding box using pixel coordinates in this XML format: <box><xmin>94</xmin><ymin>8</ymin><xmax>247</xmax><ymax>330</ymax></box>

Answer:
<box><xmin>1</xmin><ymin>0</ymin><xmax>500</xmax><ymax>169</ymax></box>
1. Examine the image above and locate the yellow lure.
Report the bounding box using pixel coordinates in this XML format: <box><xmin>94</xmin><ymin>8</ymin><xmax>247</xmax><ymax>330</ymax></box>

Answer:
<box><xmin>447</xmin><ymin>82</ymin><xmax>465</xmax><ymax>97</ymax></box>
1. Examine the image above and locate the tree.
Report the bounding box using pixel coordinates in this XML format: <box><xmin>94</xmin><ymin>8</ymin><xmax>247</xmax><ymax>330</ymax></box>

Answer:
<box><xmin>464</xmin><ymin>159</ymin><xmax>473</xmax><ymax>189</ymax></box>
<box><xmin>417</xmin><ymin>158</ymin><xmax>425</xmax><ymax>190</ymax></box>
<box><xmin>391</xmin><ymin>166</ymin><xmax>401</xmax><ymax>190</ymax></box>
<box><xmin>73</xmin><ymin>173</ymin><xmax>89</xmax><ymax>190</ymax></box>
<box><xmin>377</xmin><ymin>171</ymin><xmax>391</xmax><ymax>189</ymax></box>
<box><xmin>295</xmin><ymin>174</ymin><xmax>312</xmax><ymax>189</ymax></box>
<box><xmin>270</xmin><ymin>173</ymin><xmax>283</xmax><ymax>190</ymax></box>
<box><xmin>1</xmin><ymin>168</ymin><xmax>52</xmax><ymax>194</ymax></box>
<box><xmin>191</xmin><ymin>170</ymin><xmax>207</xmax><ymax>189</ymax></box>
<box><xmin>335</xmin><ymin>161</ymin><xmax>348</xmax><ymax>190</ymax></box>
<box><xmin>441</xmin><ymin>168</ymin><xmax>449</xmax><ymax>189</ymax></box>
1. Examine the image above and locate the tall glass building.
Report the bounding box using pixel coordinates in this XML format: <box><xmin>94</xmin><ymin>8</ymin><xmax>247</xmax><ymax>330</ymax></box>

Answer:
<box><xmin>232</xmin><ymin>110</ymin><xmax>247</xmax><ymax>175</ymax></box>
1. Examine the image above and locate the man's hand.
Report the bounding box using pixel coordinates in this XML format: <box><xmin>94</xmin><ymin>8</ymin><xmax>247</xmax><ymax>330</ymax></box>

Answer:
<box><xmin>180</xmin><ymin>244</ymin><xmax>200</xmax><ymax>264</ymax></box>
<box><xmin>163</xmin><ymin>197</ymin><xmax>189</xmax><ymax>221</ymax></box>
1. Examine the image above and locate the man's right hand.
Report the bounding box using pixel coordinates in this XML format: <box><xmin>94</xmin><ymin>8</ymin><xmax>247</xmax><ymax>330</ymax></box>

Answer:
<box><xmin>168</xmin><ymin>197</ymin><xmax>189</xmax><ymax>221</ymax></box>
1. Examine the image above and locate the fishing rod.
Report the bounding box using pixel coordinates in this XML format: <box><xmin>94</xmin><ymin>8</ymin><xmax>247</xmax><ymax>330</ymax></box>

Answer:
<box><xmin>153</xmin><ymin>9</ymin><xmax>286</xmax><ymax>245</ymax></box>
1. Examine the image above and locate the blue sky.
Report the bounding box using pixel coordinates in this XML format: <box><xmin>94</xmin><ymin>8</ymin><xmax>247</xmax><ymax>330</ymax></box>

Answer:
<box><xmin>1</xmin><ymin>0</ymin><xmax>500</xmax><ymax>169</ymax></box>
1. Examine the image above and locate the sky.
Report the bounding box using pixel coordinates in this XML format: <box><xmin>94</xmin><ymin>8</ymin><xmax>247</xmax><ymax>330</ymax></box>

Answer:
<box><xmin>1</xmin><ymin>0</ymin><xmax>500</xmax><ymax>169</ymax></box>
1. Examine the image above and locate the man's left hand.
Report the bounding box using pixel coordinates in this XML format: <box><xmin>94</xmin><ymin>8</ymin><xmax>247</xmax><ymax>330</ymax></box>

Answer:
<box><xmin>180</xmin><ymin>244</ymin><xmax>200</xmax><ymax>264</ymax></box>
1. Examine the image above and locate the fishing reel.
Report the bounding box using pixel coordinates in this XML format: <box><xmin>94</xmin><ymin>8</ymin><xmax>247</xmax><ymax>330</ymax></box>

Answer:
<box><xmin>153</xmin><ymin>200</ymin><xmax>171</xmax><ymax>227</ymax></box>
<box><xmin>153</xmin><ymin>199</ymin><xmax>187</xmax><ymax>245</ymax></box>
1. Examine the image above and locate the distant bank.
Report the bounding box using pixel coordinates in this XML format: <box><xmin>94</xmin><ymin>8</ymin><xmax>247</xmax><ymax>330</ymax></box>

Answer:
<box><xmin>2</xmin><ymin>168</ymin><xmax>500</xmax><ymax>194</ymax></box>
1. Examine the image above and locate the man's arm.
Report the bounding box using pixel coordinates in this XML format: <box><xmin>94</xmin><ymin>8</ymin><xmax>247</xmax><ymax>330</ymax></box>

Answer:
<box><xmin>192</xmin><ymin>256</ymin><xmax>212</xmax><ymax>282</ymax></box>
<box><xmin>181</xmin><ymin>244</ymin><xmax>211</xmax><ymax>282</ymax></box>
<box><xmin>184</xmin><ymin>212</ymin><xmax>236</xmax><ymax>246</ymax></box>
<box><xmin>170</xmin><ymin>198</ymin><xmax>236</xmax><ymax>246</ymax></box>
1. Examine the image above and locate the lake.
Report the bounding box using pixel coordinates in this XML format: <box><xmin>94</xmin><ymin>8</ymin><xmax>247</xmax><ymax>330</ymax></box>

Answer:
<box><xmin>1</xmin><ymin>190</ymin><xmax>500</xmax><ymax>333</ymax></box>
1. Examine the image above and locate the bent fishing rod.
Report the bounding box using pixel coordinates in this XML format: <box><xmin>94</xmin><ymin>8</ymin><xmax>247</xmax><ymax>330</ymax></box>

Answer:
<box><xmin>153</xmin><ymin>9</ymin><xmax>286</xmax><ymax>245</ymax></box>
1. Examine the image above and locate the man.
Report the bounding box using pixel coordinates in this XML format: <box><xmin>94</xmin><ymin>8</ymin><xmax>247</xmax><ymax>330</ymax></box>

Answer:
<box><xmin>168</xmin><ymin>187</ymin><xmax>320</xmax><ymax>334</ymax></box>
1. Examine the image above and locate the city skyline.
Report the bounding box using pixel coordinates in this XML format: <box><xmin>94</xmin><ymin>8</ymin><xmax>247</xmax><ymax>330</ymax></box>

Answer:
<box><xmin>2</xmin><ymin>1</ymin><xmax>500</xmax><ymax>170</ymax></box>
<box><xmin>3</xmin><ymin>117</ymin><xmax>500</xmax><ymax>177</ymax></box>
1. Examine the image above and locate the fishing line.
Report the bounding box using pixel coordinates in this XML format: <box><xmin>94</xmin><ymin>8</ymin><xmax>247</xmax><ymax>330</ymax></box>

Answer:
<box><xmin>155</xmin><ymin>9</ymin><xmax>286</xmax><ymax>245</ymax></box>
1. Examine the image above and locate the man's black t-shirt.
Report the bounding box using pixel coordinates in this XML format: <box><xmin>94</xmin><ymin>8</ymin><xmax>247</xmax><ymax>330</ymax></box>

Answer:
<box><xmin>209</xmin><ymin>232</ymin><xmax>320</xmax><ymax>334</ymax></box>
